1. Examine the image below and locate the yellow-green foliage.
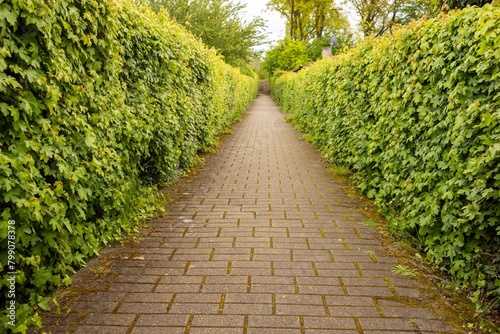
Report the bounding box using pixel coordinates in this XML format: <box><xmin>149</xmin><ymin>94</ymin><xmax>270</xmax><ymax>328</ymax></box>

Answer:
<box><xmin>272</xmin><ymin>5</ymin><xmax>499</xmax><ymax>306</ymax></box>
<box><xmin>0</xmin><ymin>0</ymin><xmax>257</xmax><ymax>331</ymax></box>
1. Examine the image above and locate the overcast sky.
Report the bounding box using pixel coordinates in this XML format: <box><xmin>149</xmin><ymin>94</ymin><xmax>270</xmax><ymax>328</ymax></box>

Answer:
<box><xmin>236</xmin><ymin>0</ymin><xmax>287</xmax><ymax>51</ymax></box>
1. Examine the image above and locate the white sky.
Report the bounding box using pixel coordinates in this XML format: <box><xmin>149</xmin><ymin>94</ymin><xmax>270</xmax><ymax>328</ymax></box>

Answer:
<box><xmin>236</xmin><ymin>0</ymin><xmax>287</xmax><ymax>51</ymax></box>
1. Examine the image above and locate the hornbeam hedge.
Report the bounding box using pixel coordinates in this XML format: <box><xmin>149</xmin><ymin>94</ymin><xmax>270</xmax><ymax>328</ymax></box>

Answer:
<box><xmin>272</xmin><ymin>5</ymin><xmax>499</xmax><ymax>307</ymax></box>
<box><xmin>0</xmin><ymin>0</ymin><xmax>258</xmax><ymax>331</ymax></box>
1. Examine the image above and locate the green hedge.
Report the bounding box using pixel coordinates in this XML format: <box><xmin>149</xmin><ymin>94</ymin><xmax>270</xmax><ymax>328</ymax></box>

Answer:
<box><xmin>0</xmin><ymin>0</ymin><xmax>257</xmax><ymax>331</ymax></box>
<box><xmin>272</xmin><ymin>5</ymin><xmax>499</xmax><ymax>306</ymax></box>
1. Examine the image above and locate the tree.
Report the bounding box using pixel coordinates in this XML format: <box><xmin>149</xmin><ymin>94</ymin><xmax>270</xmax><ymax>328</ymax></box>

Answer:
<box><xmin>443</xmin><ymin>0</ymin><xmax>493</xmax><ymax>9</ymax></box>
<box><xmin>145</xmin><ymin>0</ymin><xmax>265</xmax><ymax>67</ymax></box>
<box><xmin>348</xmin><ymin>0</ymin><xmax>493</xmax><ymax>37</ymax></box>
<box><xmin>267</xmin><ymin>0</ymin><xmax>349</xmax><ymax>41</ymax></box>
<box><xmin>349</xmin><ymin>0</ymin><xmax>438</xmax><ymax>36</ymax></box>
<box><xmin>261</xmin><ymin>39</ymin><xmax>311</xmax><ymax>76</ymax></box>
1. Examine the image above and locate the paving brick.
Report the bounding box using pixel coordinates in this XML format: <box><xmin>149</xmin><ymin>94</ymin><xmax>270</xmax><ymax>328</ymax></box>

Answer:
<box><xmin>251</xmin><ymin>284</ymin><xmax>296</xmax><ymax>293</ymax></box>
<box><xmin>214</xmin><ymin>248</ymin><xmax>251</xmax><ymax>256</ymax></box>
<box><xmin>68</xmin><ymin>301</ymin><xmax>118</xmax><ymax>313</ymax></box>
<box><xmin>293</xmin><ymin>254</ymin><xmax>333</xmax><ymax>262</ymax></box>
<box><xmin>173</xmin><ymin>293</ymin><xmax>221</xmax><ymax>304</ymax></box>
<box><xmin>302</xmin><ymin>317</ymin><xmax>357</xmax><ymax>329</ymax></box>
<box><xmin>224</xmin><ymin>293</ymin><xmax>273</xmax><ymax>304</ymax></box>
<box><xmin>167</xmin><ymin>302</ymin><xmax>220</xmax><ymax>314</ymax></box>
<box><xmin>305</xmin><ymin>330</ymin><xmax>359</xmax><ymax>334</ymax></box>
<box><xmin>276</xmin><ymin>304</ymin><xmax>326</xmax><ymax>316</ymax></box>
<box><xmin>254</xmin><ymin>227</ymin><xmax>289</xmax><ymax>237</ymax></box>
<box><xmin>325</xmin><ymin>296</ymin><xmax>375</xmax><ymax>306</ymax></box>
<box><xmin>252</xmin><ymin>254</ymin><xmax>291</xmax><ymax>261</ymax></box>
<box><xmin>360</xmin><ymin>331</ymin><xmax>416</xmax><ymax>334</ymax></box>
<box><xmin>134</xmin><ymin>243</ymin><xmax>173</xmax><ymax>252</ymax></box>
<box><xmin>296</xmin><ymin>277</ymin><xmax>341</xmax><ymax>286</ymax></box>
<box><xmin>131</xmin><ymin>327</ymin><xmax>185</xmax><ymax>334</ymax></box>
<box><xmin>247</xmin><ymin>329</ymin><xmax>302</xmax><ymax>334</ymax></box>
<box><xmin>145</xmin><ymin>261</ymin><xmax>187</xmax><ymax>268</ymax></box>
<box><xmin>299</xmin><ymin>285</ymin><xmax>345</xmax><ymax>295</ymax></box>
<box><xmin>389</xmin><ymin>277</ymin><xmax>421</xmax><ymax>288</ymax></box>
<box><xmin>160</xmin><ymin>276</ymin><xmax>203</xmax><ymax>284</ymax></box>
<box><xmin>251</xmin><ymin>276</ymin><xmax>294</xmax><ymax>285</ymax></box>
<box><xmin>188</xmin><ymin>260</ymin><xmax>229</xmax><ymax>268</ymax></box>
<box><xmin>414</xmin><ymin>319</ymin><xmax>454</xmax><ymax>332</ymax></box>
<box><xmin>247</xmin><ymin>315</ymin><xmax>301</xmax><ymax>328</ymax></box>
<box><xmin>189</xmin><ymin>328</ymin><xmax>244</xmax><ymax>334</ymax></box>
<box><xmin>222</xmin><ymin>303</ymin><xmax>272</xmax><ymax>315</ymax></box>
<box><xmin>204</xmin><ymin>276</ymin><xmax>248</xmax><ymax>284</ymax></box>
<box><xmin>230</xmin><ymin>267</ymin><xmax>272</xmax><ymax>276</ymax></box>
<box><xmin>357</xmin><ymin>317</ymin><xmax>416</xmax><ymax>331</ymax></box>
<box><xmin>174</xmin><ymin>248</ymin><xmax>213</xmax><ymax>255</ymax></box>
<box><xmin>191</xmin><ymin>315</ymin><xmax>244</xmax><ymax>327</ymax></box>
<box><xmin>135</xmin><ymin>314</ymin><xmax>189</xmax><ymax>327</ymax></box>
<box><xmin>232</xmin><ymin>261</ymin><xmax>271</xmax><ymax>268</ymax></box>
<box><xmin>212</xmin><ymin>253</ymin><xmax>251</xmax><ymax>261</ymax></box>
<box><xmin>202</xmin><ymin>283</ymin><xmax>249</xmax><ymax>293</ymax></box>
<box><xmin>72</xmin><ymin>325</ymin><xmax>129</xmax><ymax>334</ymax></box>
<box><xmin>108</xmin><ymin>266</ymin><xmax>145</xmax><ymax>275</ymax></box>
<box><xmin>381</xmin><ymin>307</ymin><xmax>436</xmax><ymax>319</ymax></box>
<box><xmin>155</xmin><ymin>284</ymin><xmax>201</xmax><ymax>293</ymax></box>
<box><xmin>275</xmin><ymin>294</ymin><xmax>323</xmax><ymax>305</ymax></box>
<box><xmin>186</xmin><ymin>267</ymin><xmax>229</xmax><ymax>276</ymax></box>
<box><xmin>346</xmin><ymin>286</ymin><xmax>395</xmax><ymax>297</ymax></box>
<box><xmin>117</xmin><ymin>302</ymin><xmax>168</xmax><ymax>314</ymax></box>
<box><xmin>273</xmin><ymin>268</ymin><xmax>316</xmax><ymax>277</ymax></box>
<box><xmin>361</xmin><ymin>270</ymin><xmax>400</xmax><ymax>277</ymax></box>
<box><xmin>273</xmin><ymin>262</ymin><xmax>314</xmax><ymax>269</ymax></box>
<box><xmin>328</xmin><ymin>306</ymin><xmax>380</xmax><ymax>317</ymax></box>
<box><xmin>129</xmin><ymin>253</ymin><xmax>172</xmax><ymax>261</ymax></box>
<box><xmin>81</xmin><ymin>313</ymin><xmax>136</xmax><ymax>326</ymax></box>
<box><xmin>111</xmin><ymin>275</ymin><xmax>156</xmax><ymax>284</ymax></box>
<box><xmin>253</xmin><ymin>248</ymin><xmax>290</xmax><ymax>255</ymax></box>
<box><xmin>110</xmin><ymin>260</ymin><xmax>146</xmax><ymax>268</ymax></box>
<box><xmin>394</xmin><ymin>287</ymin><xmax>423</xmax><ymax>299</ymax></box>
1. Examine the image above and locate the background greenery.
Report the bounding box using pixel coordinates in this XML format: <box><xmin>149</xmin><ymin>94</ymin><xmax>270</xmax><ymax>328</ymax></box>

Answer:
<box><xmin>0</xmin><ymin>0</ymin><xmax>258</xmax><ymax>331</ymax></box>
<box><xmin>272</xmin><ymin>3</ymin><xmax>499</xmax><ymax>314</ymax></box>
<box><xmin>146</xmin><ymin>0</ymin><xmax>265</xmax><ymax>74</ymax></box>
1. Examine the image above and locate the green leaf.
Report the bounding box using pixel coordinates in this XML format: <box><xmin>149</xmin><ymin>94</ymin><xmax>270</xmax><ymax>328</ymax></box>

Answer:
<box><xmin>37</xmin><ymin>297</ymin><xmax>51</xmax><ymax>311</ymax></box>
<box><xmin>33</xmin><ymin>268</ymin><xmax>52</xmax><ymax>288</ymax></box>
<box><xmin>84</xmin><ymin>133</ymin><xmax>96</xmax><ymax>148</ymax></box>
<box><xmin>0</xmin><ymin>7</ymin><xmax>17</xmax><ymax>26</ymax></box>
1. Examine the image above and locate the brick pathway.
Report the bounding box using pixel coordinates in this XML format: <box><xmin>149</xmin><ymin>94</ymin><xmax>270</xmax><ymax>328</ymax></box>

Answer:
<box><xmin>38</xmin><ymin>95</ymin><xmax>458</xmax><ymax>333</ymax></box>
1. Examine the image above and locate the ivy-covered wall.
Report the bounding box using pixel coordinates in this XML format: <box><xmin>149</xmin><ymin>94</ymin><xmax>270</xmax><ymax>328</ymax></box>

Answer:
<box><xmin>0</xmin><ymin>0</ymin><xmax>257</xmax><ymax>331</ymax></box>
<box><xmin>272</xmin><ymin>4</ymin><xmax>499</xmax><ymax>307</ymax></box>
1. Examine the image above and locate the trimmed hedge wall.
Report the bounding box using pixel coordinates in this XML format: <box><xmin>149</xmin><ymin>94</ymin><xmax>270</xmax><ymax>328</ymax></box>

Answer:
<box><xmin>272</xmin><ymin>5</ymin><xmax>499</xmax><ymax>305</ymax></box>
<box><xmin>0</xmin><ymin>0</ymin><xmax>257</xmax><ymax>331</ymax></box>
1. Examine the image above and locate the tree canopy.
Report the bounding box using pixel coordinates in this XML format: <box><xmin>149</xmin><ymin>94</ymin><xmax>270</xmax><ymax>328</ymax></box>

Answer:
<box><xmin>146</xmin><ymin>0</ymin><xmax>265</xmax><ymax>67</ymax></box>
<box><xmin>267</xmin><ymin>0</ymin><xmax>349</xmax><ymax>41</ymax></box>
<box><xmin>262</xmin><ymin>0</ymin><xmax>353</xmax><ymax>78</ymax></box>
<box><xmin>261</xmin><ymin>38</ymin><xmax>311</xmax><ymax>76</ymax></box>
<box><xmin>349</xmin><ymin>0</ymin><xmax>495</xmax><ymax>37</ymax></box>
<box><xmin>349</xmin><ymin>0</ymin><xmax>439</xmax><ymax>36</ymax></box>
